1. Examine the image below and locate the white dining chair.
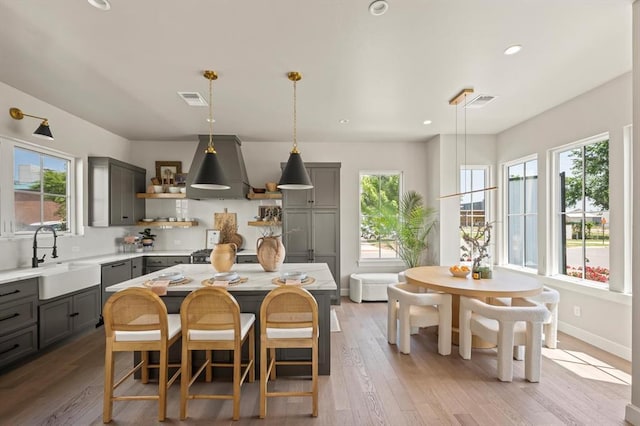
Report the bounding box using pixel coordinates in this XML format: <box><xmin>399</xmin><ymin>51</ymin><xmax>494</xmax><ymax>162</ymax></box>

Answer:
<box><xmin>387</xmin><ymin>282</ymin><xmax>452</xmax><ymax>355</ymax></box>
<box><xmin>459</xmin><ymin>296</ymin><xmax>550</xmax><ymax>382</ymax></box>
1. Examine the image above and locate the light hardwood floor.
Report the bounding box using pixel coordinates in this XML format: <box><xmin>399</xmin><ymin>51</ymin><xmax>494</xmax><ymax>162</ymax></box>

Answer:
<box><xmin>0</xmin><ymin>298</ymin><xmax>631</xmax><ymax>425</ymax></box>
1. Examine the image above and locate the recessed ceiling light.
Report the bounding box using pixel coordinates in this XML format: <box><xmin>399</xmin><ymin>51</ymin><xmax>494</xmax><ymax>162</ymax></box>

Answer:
<box><xmin>423</xmin><ymin>120</ymin><xmax>432</xmax><ymax>125</ymax></box>
<box><xmin>369</xmin><ymin>0</ymin><xmax>389</xmax><ymax>16</ymax></box>
<box><xmin>339</xmin><ymin>119</ymin><xmax>349</xmax><ymax>124</ymax></box>
<box><xmin>88</xmin><ymin>0</ymin><xmax>111</xmax><ymax>10</ymax></box>
<box><xmin>504</xmin><ymin>45</ymin><xmax>522</xmax><ymax>55</ymax></box>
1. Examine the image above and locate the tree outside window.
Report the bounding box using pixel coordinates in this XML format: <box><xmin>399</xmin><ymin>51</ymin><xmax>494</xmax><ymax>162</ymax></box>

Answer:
<box><xmin>359</xmin><ymin>173</ymin><xmax>400</xmax><ymax>259</ymax></box>
<box><xmin>14</xmin><ymin>147</ymin><xmax>69</xmax><ymax>232</ymax></box>
<box><xmin>558</xmin><ymin>138</ymin><xmax>609</xmax><ymax>284</ymax></box>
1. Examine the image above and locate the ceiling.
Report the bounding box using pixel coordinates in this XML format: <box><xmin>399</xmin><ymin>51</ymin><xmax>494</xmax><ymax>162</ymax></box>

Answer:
<box><xmin>0</xmin><ymin>0</ymin><xmax>632</xmax><ymax>143</ymax></box>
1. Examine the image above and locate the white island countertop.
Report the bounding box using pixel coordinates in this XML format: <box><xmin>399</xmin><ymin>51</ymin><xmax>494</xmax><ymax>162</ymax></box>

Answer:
<box><xmin>105</xmin><ymin>263</ymin><xmax>337</xmax><ymax>293</ymax></box>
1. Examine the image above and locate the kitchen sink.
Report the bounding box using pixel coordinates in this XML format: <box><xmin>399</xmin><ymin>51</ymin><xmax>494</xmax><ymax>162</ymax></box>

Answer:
<box><xmin>38</xmin><ymin>262</ymin><xmax>101</xmax><ymax>300</ymax></box>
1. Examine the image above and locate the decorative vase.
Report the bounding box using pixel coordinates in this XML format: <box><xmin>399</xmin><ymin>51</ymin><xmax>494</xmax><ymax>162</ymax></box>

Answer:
<box><xmin>210</xmin><ymin>243</ymin><xmax>237</xmax><ymax>272</ymax></box>
<box><xmin>256</xmin><ymin>236</ymin><xmax>285</xmax><ymax>272</ymax></box>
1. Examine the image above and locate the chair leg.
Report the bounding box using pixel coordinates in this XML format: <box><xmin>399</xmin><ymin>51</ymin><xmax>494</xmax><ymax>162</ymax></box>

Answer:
<box><xmin>312</xmin><ymin>341</ymin><xmax>318</xmax><ymax>417</ymax></box>
<box><xmin>249</xmin><ymin>326</ymin><xmax>255</xmax><ymax>382</ymax></box>
<box><xmin>232</xmin><ymin>345</ymin><xmax>241</xmax><ymax>420</ymax></box>
<box><xmin>103</xmin><ymin>341</ymin><xmax>114</xmax><ymax>423</ymax></box>
<box><xmin>141</xmin><ymin>350</ymin><xmax>149</xmax><ymax>384</ymax></box>
<box><xmin>270</xmin><ymin>347</ymin><xmax>277</xmax><ymax>380</ymax></box>
<box><xmin>513</xmin><ymin>345</ymin><xmax>525</xmax><ymax>360</ymax></box>
<box><xmin>399</xmin><ymin>303</ymin><xmax>411</xmax><ymax>354</ymax></box>
<box><xmin>205</xmin><ymin>349</ymin><xmax>213</xmax><ymax>382</ymax></box>
<box><xmin>260</xmin><ymin>342</ymin><xmax>267</xmax><ymax>419</ymax></box>
<box><xmin>525</xmin><ymin>323</ymin><xmax>544</xmax><ymax>382</ymax></box>
<box><xmin>497</xmin><ymin>322</ymin><xmax>516</xmax><ymax>382</ymax></box>
<box><xmin>158</xmin><ymin>346</ymin><xmax>168</xmax><ymax>422</ymax></box>
<box><xmin>437</xmin><ymin>299</ymin><xmax>452</xmax><ymax>356</ymax></box>
<box><xmin>387</xmin><ymin>299</ymin><xmax>398</xmax><ymax>345</ymax></box>
<box><xmin>459</xmin><ymin>306</ymin><xmax>472</xmax><ymax>360</ymax></box>
<box><xmin>180</xmin><ymin>342</ymin><xmax>189</xmax><ymax>420</ymax></box>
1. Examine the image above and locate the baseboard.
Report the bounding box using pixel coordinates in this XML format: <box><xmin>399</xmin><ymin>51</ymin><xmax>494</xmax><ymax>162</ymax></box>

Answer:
<box><xmin>559</xmin><ymin>320</ymin><xmax>631</xmax><ymax>361</ymax></box>
<box><xmin>340</xmin><ymin>288</ymin><xmax>349</xmax><ymax>296</ymax></box>
<box><xmin>625</xmin><ymin>403</ymin><xmax>640</xmax><ymax>425</ymax></box>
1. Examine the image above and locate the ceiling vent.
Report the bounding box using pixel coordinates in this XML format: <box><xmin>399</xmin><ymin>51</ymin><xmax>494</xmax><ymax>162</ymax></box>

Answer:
<box><xmin>177</xmin><ymin>92</ymin><xmax>208</xmax><ymax>107</ymax></box>
<box><xmin>464</xmin><ymin>94</ymin><xmax>497</xmax><ymax>109</ymax></box>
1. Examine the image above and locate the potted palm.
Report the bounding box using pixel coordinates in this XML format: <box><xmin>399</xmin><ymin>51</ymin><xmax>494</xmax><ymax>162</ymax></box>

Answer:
<box><xmin>394</xmin><ymin>191</ymin><xmax>437</xmax><ymax>267</ymax></box>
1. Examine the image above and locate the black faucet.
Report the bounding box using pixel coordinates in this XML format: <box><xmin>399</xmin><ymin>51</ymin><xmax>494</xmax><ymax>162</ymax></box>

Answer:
<box><xmin>32</xmin><ymin>225</ymin><xmax>59</xmax><ymax>268</ymax></box>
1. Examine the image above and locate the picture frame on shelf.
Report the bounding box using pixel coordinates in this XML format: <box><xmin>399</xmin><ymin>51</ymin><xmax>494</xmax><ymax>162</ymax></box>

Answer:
<box><xmin>155</xmin><ymin>161</ymin><xmax>182</xmax><ymax>185</ymax></box>
<box><xmin>205</xmin><ymin>229</ymin><xmax>220</xmax><ymax>249</ymax></box>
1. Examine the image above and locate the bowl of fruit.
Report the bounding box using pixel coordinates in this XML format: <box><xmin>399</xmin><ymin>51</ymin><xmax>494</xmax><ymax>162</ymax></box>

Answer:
<box><xmin>449</xmin><ymin>265</ymin><xmax>471</xmax><ymax>278</ymax></box>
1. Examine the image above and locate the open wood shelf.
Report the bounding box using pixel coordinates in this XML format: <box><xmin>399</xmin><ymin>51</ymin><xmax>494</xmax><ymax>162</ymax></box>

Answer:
<box><xmin>246</xmin><ymin>192</ymin><xmax>282</xmax><ymax>200</ymax></box>
<box><xmin>136</xmin><ymin>193</ymin><xmax>186</xmax><ymax>199</ymax></box>
<box><xmin>247</xmin><ymin>221</ymin><xmax>281</xmax><ymax>227</ymax></box>
<box><xmin>136</xmin><ymin>220</ymin><xmax>198</xmax><ymax>227</ymax></box>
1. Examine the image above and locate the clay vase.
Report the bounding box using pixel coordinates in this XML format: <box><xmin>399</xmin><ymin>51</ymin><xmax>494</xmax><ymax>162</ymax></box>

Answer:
<box><xmin>256</xmin><ymin>236</ymin><xmax>286</xmax><ymax>272</ymax></box>
<box><xmin>210</xmin><ymin>243</ymin><xmax>237</xmax><ymax>272</ymax></box>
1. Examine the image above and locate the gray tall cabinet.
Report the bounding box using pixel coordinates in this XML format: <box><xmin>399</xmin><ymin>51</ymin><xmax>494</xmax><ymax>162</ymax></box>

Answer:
<box><xmin>282</xmin><ymin>162</ymin><xmax>341</xmax><ymax>304</ymax></box>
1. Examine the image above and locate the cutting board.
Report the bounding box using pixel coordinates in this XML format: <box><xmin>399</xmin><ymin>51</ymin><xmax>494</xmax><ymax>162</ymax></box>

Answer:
<box><xmin>214</xmin><ymin>208</ymin><xmax>237</xmax><ymax>230</ymax></box>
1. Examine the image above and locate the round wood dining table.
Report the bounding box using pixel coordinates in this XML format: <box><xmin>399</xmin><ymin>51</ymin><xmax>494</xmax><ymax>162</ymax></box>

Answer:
<box><xmin>404</xmin><ymin>266</ymin><xmax>544</xmax><ymax>347</ymax></box>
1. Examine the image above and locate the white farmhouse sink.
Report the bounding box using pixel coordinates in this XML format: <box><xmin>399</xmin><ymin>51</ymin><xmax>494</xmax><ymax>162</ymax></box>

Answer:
<box><xmin>38</xmin><ymin>262</ymin><xmax>101</xmax><ymax>300</ymax></box>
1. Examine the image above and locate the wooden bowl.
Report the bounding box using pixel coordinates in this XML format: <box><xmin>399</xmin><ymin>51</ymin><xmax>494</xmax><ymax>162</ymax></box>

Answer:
<box><xmin>252</xmin><ymin>187</ymin><xmax>266</xmax><ymax>194</ymax></box>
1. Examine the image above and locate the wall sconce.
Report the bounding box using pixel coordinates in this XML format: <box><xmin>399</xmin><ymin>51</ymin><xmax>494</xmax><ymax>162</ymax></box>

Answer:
<box><xmin>9</xmin><ymin>108</ymin><xmax>54</xmax><ymax>141</ymax></box>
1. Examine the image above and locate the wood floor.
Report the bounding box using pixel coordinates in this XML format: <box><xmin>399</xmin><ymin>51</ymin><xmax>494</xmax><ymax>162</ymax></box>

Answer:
<box><xmin>0</xmin><ymin>298</ymin><xmax>631</xmax><ymax>425</ymax></box>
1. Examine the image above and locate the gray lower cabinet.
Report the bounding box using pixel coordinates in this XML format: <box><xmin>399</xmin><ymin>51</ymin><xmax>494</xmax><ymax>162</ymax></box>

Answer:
<box><xmin>0</xmin><ymin>278</ymin><xmax>38</xmax><ymax>369</ymax></box>
<box><xmin>38</xmin><ymin>285</ymin><xmax>100</xmax><ymax>349</ymax></box>
<box><xmin>144</xmin><ymin>256</ymin><xmax>190</xmax><ymax>274</ymax></box>
<box><xmin>131</xmin><ymin>256</ymin><xmax>144</xmax><ymax>278</ymax></box>
<box><xmin>236</xmin><ymin>254</ymin><xmax>258</xmax><ymax>264</ymax></box>
<box><xmin>101</xmin><ymin>260</ymin><xmax>133</xmax><ymax>310</ymax></box>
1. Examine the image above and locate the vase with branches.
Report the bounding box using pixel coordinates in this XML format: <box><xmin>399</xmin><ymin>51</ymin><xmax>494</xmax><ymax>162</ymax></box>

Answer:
<box><xmin>460</xmin><ymin>222</ymin><xmax>492</xmax><ymax>274</ymax></box>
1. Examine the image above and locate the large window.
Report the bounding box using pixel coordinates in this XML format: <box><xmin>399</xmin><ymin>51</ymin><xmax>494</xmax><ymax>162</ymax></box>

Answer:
<box><xmin>459</xmin><ymin>167</ymin><xmax>488</xmax><ymax>262</ymax></box>
<box><xmin>555</xmin><ymin>136</ymin><xmax>609</xmax><ymax>284</ymax></box>
<box><xmin>506</xmin><ymin>158</ymin><xmax>538</xmax><ymax>268</ymax></box>
<box><xmin>0</xmin><ymin>138</ymin><xmax>74</xmax><ymax>236</ymax></box>
<box><xmin>359</xmin><ymin>172</ymin><xmax>401</xmax><ymax>260</ymax></box>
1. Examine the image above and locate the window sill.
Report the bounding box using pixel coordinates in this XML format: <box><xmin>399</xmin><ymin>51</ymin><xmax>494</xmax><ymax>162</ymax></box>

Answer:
<box><xmin>495</xmin><ymin>265</ymin><xmax>631</xmax><ymax>306</ymax></box>
<box><xmin>357</xmin><ymin>259</ymin><xmax>406</xmax><ymax>268</ymax></box>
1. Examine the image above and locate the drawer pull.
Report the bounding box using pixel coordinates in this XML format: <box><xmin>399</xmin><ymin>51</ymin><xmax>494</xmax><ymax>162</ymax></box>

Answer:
<box><xmin>0</xmin><ymin>313</ymin><xmax>19</xmax><ymax>322</ymax></box>
<box><xmin>69</xmin><ymin>312</ymin><xmax>80</xmax><ymax>317</ymax></box>
<box><xmin>0</xmin><ymin>344</ymin><xmax>19</xmax><ymax>356</ymax></box>
<box><xmin>110</xmin><ymin>263</ymin><xmax>126</xmax><ymax>268</ymax></box>
<box><xmin>0</xmin><ymin>289</ymin><xmax>20</xmax><ymax>298</ymax></box>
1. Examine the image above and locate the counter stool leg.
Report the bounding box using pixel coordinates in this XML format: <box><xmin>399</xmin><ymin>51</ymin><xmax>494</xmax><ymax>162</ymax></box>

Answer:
<box><xmin>270</xmin><ymin>347</ymin><xmax>276</xmax><ymax>380</ymax></box>
<box><xmin>158</xmin><ymin>347</ymin><xmax>168</xmax><ymax>421</ymax></box>
<box><xmin>103</xmin><ymin>342</ymin><xmax>114</xmax><ymax>423</ymax></box>
<box><xmin>249</xmin><ymin>328</ymin><xmax>255</xmax><ymax>382</ymax></box>
<box><xmin>260</xmin><ymin>342</ymin><xmax>267</xmax><ymax>418</ymax></box>
<box><xmin>205</xmin><ymin>349</ymin><xmax>212</xmax><ymax>382</ymax></box>
<box><xmin>141</xmin><ymin>350</ymin><xmax>149</xmax><ymax>384</ymax></box>
<box><xmin>180</xmin><ymin>342</ymin><xmax>189</xmax><ymax>419</ymax></box>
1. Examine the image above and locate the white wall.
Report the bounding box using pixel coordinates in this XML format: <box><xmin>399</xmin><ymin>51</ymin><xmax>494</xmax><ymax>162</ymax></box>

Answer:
<box><xmin>496</xmin><ymin>72</ymin><xmax>632</xmax><ymax>359</ymax></box>
<box><xmin>0</xmin><ymin>81</ymin><xmax>139</xmax><ymax>270</ymax></box>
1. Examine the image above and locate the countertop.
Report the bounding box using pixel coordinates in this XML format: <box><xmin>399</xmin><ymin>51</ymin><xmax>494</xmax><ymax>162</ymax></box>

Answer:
<box><xmin>105</xmin><ymin>263</ymin><xmax>337</xmax><ymax>293</ymax></box>
<box><xmin>0</xmin><ymin>249</ymin><xmax>257</xmax><ymax>285</ymax></box>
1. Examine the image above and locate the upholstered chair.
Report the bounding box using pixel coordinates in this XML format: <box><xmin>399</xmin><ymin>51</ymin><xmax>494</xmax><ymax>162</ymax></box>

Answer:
<box><xmin>387</xmin><ymin>282</ymin><xmax>452</xmax><ymax>355</ymax></box>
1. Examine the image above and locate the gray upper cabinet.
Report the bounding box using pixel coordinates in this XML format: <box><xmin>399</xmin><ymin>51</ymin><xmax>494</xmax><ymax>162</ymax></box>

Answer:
<box><xmin>282</xmin><ymin>164</ymin><xmax>340</xmax><ymax>209</ymax></box>
<box><xmin>88</xmin><ymin>157</ymin><xmax>146</xmax><ymax>226</ymax></box>
<box><xmin>282</xmin><ymin>163</ymin><xmax>341</xmax><ymax>303</ymax></box>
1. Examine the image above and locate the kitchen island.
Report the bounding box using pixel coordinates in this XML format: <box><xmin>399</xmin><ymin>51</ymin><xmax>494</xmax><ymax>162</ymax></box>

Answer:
<box><xmin>105</xmin><ymin>263</ymin><xmax>337</xmax><ymax>375</ymax></box>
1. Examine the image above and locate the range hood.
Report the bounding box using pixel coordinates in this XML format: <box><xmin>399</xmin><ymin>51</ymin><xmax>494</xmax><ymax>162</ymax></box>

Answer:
<box><xmin>186</xmin><ymin>135</ymin><xmax>250</xmax><ymax>199</ymax></box>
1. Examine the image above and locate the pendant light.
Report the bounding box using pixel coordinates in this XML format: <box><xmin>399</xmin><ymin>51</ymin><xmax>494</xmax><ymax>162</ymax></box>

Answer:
<box><xmin>438</xmin><ymin>88</ymin><xmax>497</xmax><ymax>199</ymax></box>
<box><xmin>190</xmin><ymin>70</ymin><xmax>230</xmax><ymax>190</ymax></box>
<box><xmin>278</xmin><ymin>71</ymin><xmax>313</xmax><ymax>190</ymax></box>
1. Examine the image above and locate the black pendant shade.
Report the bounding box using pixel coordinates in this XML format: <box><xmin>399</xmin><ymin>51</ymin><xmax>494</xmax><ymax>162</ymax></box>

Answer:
<box><xmin>278</xmin><ymin>151</ymin><xmax>313</xmax><ymax>190</ymax></box>
<box><xmin>190</xmin><ymin>150</ymin><xmax>230</xmax><ymax>190</ymax></box>
<box><xmin>33</xmin><ymin>121</ymin><xmax>54</xmax><ymax>140</ymax></box>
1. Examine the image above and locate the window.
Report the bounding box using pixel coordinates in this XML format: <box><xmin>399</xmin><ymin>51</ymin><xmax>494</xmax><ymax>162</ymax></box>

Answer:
<box><xmin>0</xmin><ymin>138</ymin><xmax>74</xmax><ymax>236</ymax></box>
<box><xmin>359</xmin><ymin>172</ymin><xmax>401</xmax><ymax>260</ymax></box>
<box><xmin>506</xmin><ymin>158</ymin><xmax>538</xmax><ymax>268</ymax></box>
<box><xmin>555</xmin><ymin>136</ymin><xmax>609</xmax><ymax>284</ymax></box>
<box><xmin>459</xmin><ymin>167</ymin><xmax>488</xmax><ymax>262</ymax></box>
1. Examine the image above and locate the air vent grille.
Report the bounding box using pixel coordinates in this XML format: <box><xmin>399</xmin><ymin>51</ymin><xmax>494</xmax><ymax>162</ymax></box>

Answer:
<box><xmin>465</xmin><ymin>94</ymin><xmax>497</xmax><ymax>109</ymax></box>
<box><xmin>177</xmin><ymin>92</ymin><xmax>207</xmax><ymax>106</ymax></box>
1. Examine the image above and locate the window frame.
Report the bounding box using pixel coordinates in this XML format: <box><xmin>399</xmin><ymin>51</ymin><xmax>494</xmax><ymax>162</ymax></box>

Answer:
<box><xmin>549</xmin><ymin>132</ymin><xmax>610</xmax><ymax>288</ymax></box>
<box><xmin>502</xmin><ymin>154</ymin><xmax>538</xmax><ymax>271</ymax></box>
<box><xmin>357</xmin><ymin>170</ymin><xmax>404</xmax><ymax>265</ymax></box>
<box><xmin>0</xmin><ymin>136</ymin><xmax>77</xmax><ymax>238</ymax></box>
<box><xmin>459</xmin><ymin>165</ymin><xmax>491</xmax><ymax>262</ymax></box>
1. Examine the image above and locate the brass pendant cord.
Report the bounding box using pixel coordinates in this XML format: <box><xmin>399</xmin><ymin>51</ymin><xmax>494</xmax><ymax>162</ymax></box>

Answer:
<box><xmin>292</xmin><ymin>78</ymin><xmax>298</xmax><ymax>154</ymax></box>
<box><xmin>209</xmin><ymin>74</ymin><xmax>214</xmax><ymax>150</ymax></box>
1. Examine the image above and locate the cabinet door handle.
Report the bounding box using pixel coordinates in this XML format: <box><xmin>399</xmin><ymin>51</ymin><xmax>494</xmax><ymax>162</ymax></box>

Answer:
<box><xmin>69</xmin><ymin>312</ymin><xmax>80</xmax><ymax>317</ymax></box>
<box><xmin>122</xmin><ymin>216</ymin><xmax>129</xmax><ymax>219</ymax></box>
<box><xmin>0</xmin><ymin>344</ymin><xmax>19</xmax><ymax>356</ymax></box>
<box><xmin>0</xmin><ymin>289</ymin><xmax>19</xmax><ymax>298</ymax></box>
<box><xmin>111</xmin><ymin>263</ymin><xmax>126</xmax><ymax>268</ymax></box>
<box><xmin>0</xmin><ymin>313</ymin><xmax>19</xmax><ymax>322</ymax></box>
